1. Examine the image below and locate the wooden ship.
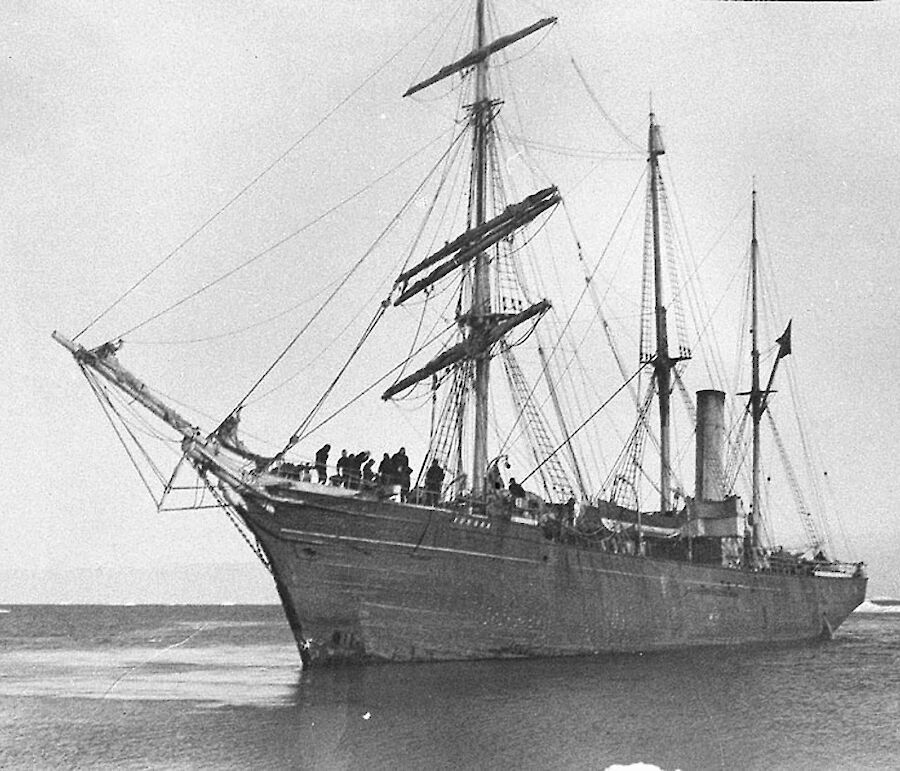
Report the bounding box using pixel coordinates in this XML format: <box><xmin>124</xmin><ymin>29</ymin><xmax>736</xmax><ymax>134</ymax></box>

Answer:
<box><xmin>54</xmin><ymin>1</ymin><xmax>865</xmax><ymax>666</ymax></box>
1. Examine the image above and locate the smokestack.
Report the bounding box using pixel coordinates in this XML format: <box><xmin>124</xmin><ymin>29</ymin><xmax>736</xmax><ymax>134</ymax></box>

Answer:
<box><xmin>695</xmin><ymin>390</ymin><xmax>725</xmax><ymax>501</ymax></box>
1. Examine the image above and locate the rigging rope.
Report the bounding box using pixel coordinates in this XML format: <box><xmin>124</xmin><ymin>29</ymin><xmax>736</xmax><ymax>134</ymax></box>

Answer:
<box><xmin>603</xmin><ymin>383</ymin><xmax>654</xmax><ymax>508</ymax></box>
<box><xmin>86</xmin><ymin>360</ymin><xmax>275</xmax><ymax>569</ymax></box>
<box><xmin>116</xmin><ymin>129</ymin><xmax>455</xmax><ymax>340</ymax></box>
<box><xmin>247</xmin><ymin>257</ymin><xmax>405</xmax><ymax>407</ymax></box>
<box><xmin>201</xmin><ymin>476</ymin><xmax>272</xmax><ymax>572</ymax></box>
<box><xmin>496</xmin><ymin>170</ymin><xmax>645</xmax><ymax>459</ymax></box>
<box><xmin>561</xmin><ymin>194</ymin><xmax>640</xmax><ymax>402</ymax></box>
<box><xmin>766</xmin><ymin>409</ymin><xmax>823</xmax><ymax>550</ymax></box>
<box><xmin>297</xmin><ymin>320</ymin><xmax>459</xmax><ymax>441</ymax></box>
<box><xmin>521</xmin><ymin>363</ymin><xmax>645</xmax><ymax>488</ymax></box>
<box><xmin>664</xmin><ymin>162</ymin><xmax>734</xmax><ymax>389</ymax></box>
<box><xmin>82</xmin><ymin>367</ymin><xmax>164</xmax><ymax>506</ymax></box>
<box><xmin>127</xmin><ymin>275</ymin><xmax>343</xmax><ymax>346</ymax></box>
<box><xmin>392</xmin><ymin>125</ymin><xmax>471</xmax><ymax>386</ymax></box>
<box><xmin>390</xmin><ymin>274</ymin><xmax>465</xmax><ymax>399</ymax></box>
<box><xmin>570</xmin><ymin>57</ymin><xmax>644</xmax><ymax>152</ymax></box>
<box><xmin>215</xmin><ymin>127</ymin><xmax>470</xmax><ymax>436</ymax></box>
<box><xmin>268</xmin><ymin>303</ymin><xmax>389</xmax><ymax>469</ymax></box>
<box><xmin>418</xmin><ymin>360</ymin><xmax>473</xmax><ymax>490</ymax></box>
<box><xmin>497</xmin><ymin>132</ymin><xmax>640</xmax><ymax>160</ymax></box>
<box><xmin>74</xmin><ymin>11</ymin><xmax>445</xmax><ymax>342</ymax></box>
<box><xmin>408</xmin><ymin>0</ymin><xmax>472</xmax><ymax>104</ymax></box>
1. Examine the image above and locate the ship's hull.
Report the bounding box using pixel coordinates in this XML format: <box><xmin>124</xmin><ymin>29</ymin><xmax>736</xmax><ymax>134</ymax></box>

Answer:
<box><xmin>237</xmin><ymin>486</ymin><xmax>866</xmax><ymax>665</ymax></box>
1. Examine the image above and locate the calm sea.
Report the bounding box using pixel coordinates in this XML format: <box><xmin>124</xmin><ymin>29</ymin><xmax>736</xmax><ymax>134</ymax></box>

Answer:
<box><xmin>0</xmin><ymin>605</ymin><xmax>896</xmax><ymax>770</ymax></box>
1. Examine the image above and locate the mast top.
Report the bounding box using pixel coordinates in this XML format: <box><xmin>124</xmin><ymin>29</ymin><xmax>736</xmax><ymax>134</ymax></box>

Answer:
<box><xmin>648</xmin><ymin>113</ymin><xmax>665</xmax><ymax>157</ymax></box>
<box><xmin>752</xmin><ymin>181</ymin><xmax>758</xmax><ymax>241</ymax></box>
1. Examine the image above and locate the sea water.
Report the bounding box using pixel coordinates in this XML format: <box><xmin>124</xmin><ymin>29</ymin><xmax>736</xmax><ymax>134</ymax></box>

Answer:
<box><xmin>1</xmin><ymin>605</ymin><xmax>897</xmax><ymax>770</ymax></box>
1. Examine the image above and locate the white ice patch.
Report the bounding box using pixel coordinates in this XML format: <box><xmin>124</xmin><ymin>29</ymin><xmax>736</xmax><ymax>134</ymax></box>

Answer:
<box><xmin>605</xmin><ymin>765</ymin><xmax>680</xmax><ymax>771</ymax></box>
<box><xmin>855</xmin><ymin>600</ymin><xmax>900</xmax><ymax>614</ymax></box>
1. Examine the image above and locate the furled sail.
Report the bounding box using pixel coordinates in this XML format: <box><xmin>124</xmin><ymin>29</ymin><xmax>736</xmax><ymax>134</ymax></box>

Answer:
<box><xmin>402</xmin><ymin>17</ymin><xmax>557</xmax><ymax>98</ymax></box>
<box><xmin>382</xmin><ymin>299</ymin><xmax>550</xmax><ymax>399</ymax></box>
<box><xmin>394</xmin><ymin>186</ymin><xmax>560</xmax><ymax>305</ymax></box>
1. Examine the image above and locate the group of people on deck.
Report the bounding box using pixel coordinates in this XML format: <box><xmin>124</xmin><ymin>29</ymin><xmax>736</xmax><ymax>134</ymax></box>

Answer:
<box><xmin>305</xmin><ymin>445</ymin><xmax>532</xmax><ymax>507</ymax></box>
<box><xmin>314</xmin><ymin>444</ymin><xmax>438</xmax><ymax>502</ymax></box>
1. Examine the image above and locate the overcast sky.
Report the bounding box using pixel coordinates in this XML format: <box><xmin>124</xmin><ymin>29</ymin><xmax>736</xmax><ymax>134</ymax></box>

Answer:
<box><xmin>4</xmin><ymin>0</ymin><xmax>899</xmax><ymax>602</ymax></box>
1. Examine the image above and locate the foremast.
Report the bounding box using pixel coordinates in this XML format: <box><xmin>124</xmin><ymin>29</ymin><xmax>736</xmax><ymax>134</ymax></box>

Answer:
<box><xmin>384</xmin><ymin>3</ymin><xmax>559</xmax><ymax>500</ymax></box>
<box><xmin>471</xmin><ymin>0</ymin><xmax>491</xmax><ymax>497</ymax></box>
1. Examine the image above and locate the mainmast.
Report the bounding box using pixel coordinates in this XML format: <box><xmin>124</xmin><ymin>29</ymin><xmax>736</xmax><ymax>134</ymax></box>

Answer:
<box><xmin>750</xmin><ymin>186</ymin><xmax>762</xmax><ymax>547</ymax></box>
<box><xmin>648</xmin><ymin>112</ymin><xmax>673</xmax><ymax>515</ymax></box>
<box><xmin>388</xmin><ymin>4</ymin><xmax>558</xmax><ymax>501</ymax></box>
<box><xmin>470</xmin><ymin>0</ymin><xmax>491</xmax><ymax>497</ymax></box>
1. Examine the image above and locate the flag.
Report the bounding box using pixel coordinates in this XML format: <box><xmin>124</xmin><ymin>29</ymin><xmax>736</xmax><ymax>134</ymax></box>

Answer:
<box><xmin>776</xmin><ymin>320</ymin><xmax>792</xmax><ymax>360</ymax></box>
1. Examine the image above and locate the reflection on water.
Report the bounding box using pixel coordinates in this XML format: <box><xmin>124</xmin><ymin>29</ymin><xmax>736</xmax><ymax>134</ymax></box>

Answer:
<box><xmin>1</xmin><ymin>644</ymin><xmax>300</xmax><ymax>706</ymax></box>
<box><xmin>1</xmin><ymin>608</ymin><xmax>897</xmax><ymax>770</ymax></box>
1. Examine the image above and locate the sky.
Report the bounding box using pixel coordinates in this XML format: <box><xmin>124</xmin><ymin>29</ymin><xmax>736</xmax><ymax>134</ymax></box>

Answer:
<box><xmin>3</xmin><ymin>0</ymin><xmax>899</xmax><ymax>603</ymax></box>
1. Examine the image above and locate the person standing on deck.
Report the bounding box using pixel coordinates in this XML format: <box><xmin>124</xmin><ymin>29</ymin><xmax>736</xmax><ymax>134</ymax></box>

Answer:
<box><xmin>336</xmin><ymin>449</ymin><xmax>350</xmax><ymax>486</ymax></box>
<box><xmin>392</xmin><ymin>447</ymin><xmax>411</xmax><ymax>501</ymax></box>
<box><xmin>362</xmin><ymin>456</ymin><xmax>376</xmax><ymax>488</ymax></box>
<box><xmin>315</xmin><ymin>444</ymin><xmax>330</xmax><ymax>484</ymax></box>
<box><xmin>424</xmin><ymin>459</ymin><xmax>445</xmax><ymax>505</ymax></box>
<box><xmin>348</xmin><ymin>451</ymin><xmax>366</xmax><ymax>489</ymax></box>
<box><xmin>378</xmin><ymin>453</ymin><xmax>395</xmax><ymax>487</ymax></box>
